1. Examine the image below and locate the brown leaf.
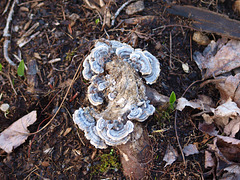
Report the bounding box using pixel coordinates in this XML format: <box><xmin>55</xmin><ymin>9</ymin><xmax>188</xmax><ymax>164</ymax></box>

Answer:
<box><xmin>199</xmin><ymin>122</ymin><xmax>218</xmax><ymax>136</ymax></box>
<box><xmin>193</xmin><ymin>39</ymin><xmax>240</xmax><ymax>79</ymax></box>
<box><xmin>215</xmin><ymin>73</ymin><xmax>240</xmax><ymax>107</ymax></box>
<box><xmin>0</xmin><ymin>111</ymin><xmax>37</xmax><ymax>153</ymax></box>
<box><xmin>216</xmin><ymin>135</ymin><xmax>240</xmax><ymax>163</ymax></box>
<box><xmin>224</xmin><ymin>117</ymin><xmax>240</xmax><ymax>138</ymax></box>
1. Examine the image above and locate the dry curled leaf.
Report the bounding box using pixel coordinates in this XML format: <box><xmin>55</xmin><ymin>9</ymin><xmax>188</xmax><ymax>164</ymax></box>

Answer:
<box><xmin>176</xmin><ymin>95</ymin><xmax>213</xmax><ymax>111</ymax></box>
<box><xmin>216</xmin><ymin>135</ymin><xmax>240</xmax><ymax>163</ymax></box>
<box><xmin>0</xmin><ymin>111</ymin><xmax>37</xmax><ymax>153</ymax></box>
<box><xmin>214</xmin><ymin>73</ymin><xmax>240</xmax><ymax>107</ymax></box>
<box><xmin>193</xmin><ymin>39</ymin><xmax>240</xmax><ymax>79</ymax></box>
<box><xmin>163</xmin><ymin>144</ymin><xmax>178</xmax><ymax>167</ymax></box>
<box><xmin>224</xmin><ymin>117</ymin><xmax>240</xmax><ymax>138</ymax></box>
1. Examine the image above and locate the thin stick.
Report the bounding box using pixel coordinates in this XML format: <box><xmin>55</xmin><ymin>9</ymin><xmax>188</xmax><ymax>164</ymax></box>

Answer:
<box><xmin>3</xmin><ymin>40</ymin><xmax>16</xmax><ymax>66</ymax></box>
<box><xmin>2</xmin><ymin>0</ymin><xmax>11</xmax><ymax>15</ymax></box>
<box><xmin>181</xmin><ymin>79</ymin><xmax>203</xmax><ymax>97</ymax></box>
<box><xmin>169</xmin><ymin>32</ymin><xmax>173</xmax><ymax>69</ymax></box>
<box><xmin>19</xmin><ymin>0</ymin><xmax>43</xmax><ymax>6</ymax></box>
<box><xmin>0</xmin><ymin>71</ymin><xmax>17</xmax><ymax>95</ymax></box>
<box><xmin>29</xmin><ymin>60</ymin><xmax>82</xmax><ymax>135</ymax></box>
<box><xmin>190</xmin><ymin>34</ymin><xmax>193</xmax><ymax>61</ymax></box>
<box><xmin>174</xmin><ymin>110</ymin><xmax>186</xmax><ymax>167</ymax></box>
<box><xmin>111</xmin><ymin>0</ymin><xmax>135</xmax><ymax>26</ymax></box>
<box><xmin>3</xmin><ymin>0</ymin><xmax>18</xmax><ymax>66</ymax></box>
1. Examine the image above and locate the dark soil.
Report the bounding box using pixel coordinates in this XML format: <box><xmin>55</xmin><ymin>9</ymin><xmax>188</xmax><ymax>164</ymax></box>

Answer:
<box><xmin>0</xmin><ymin>0</ymin><xmax>238</xmax><ymax>179</ymax></box>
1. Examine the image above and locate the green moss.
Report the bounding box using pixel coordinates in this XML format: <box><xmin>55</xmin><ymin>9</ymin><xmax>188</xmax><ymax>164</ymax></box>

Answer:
<box><xmin>65</xmin><ymin>48</ymin><xmax>77</xmax><ymax>61</ymax></box>
<box><xmin>91</xmin><ymin>150</ymin><xmax>120</xmax><ymax>176</ymax></box>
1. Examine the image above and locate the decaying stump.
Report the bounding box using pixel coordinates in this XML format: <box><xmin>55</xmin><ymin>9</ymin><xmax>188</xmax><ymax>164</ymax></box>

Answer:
<box><xmin>117</xmin><ymin>123</ymin><xmax>152</xmax><ymax>179</ymax></box>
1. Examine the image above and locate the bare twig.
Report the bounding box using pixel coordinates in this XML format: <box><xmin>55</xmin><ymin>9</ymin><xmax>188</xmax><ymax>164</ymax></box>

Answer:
<box><xmin>3</xmin><ymin>40</ymin><xmax>16</xmax><ymax>66</ymax></box>
<box><xmin>3</xmin><ymin>0</ymin><xmax>18</xmax><ymax>66</ymax></box>
<box><xmin>174</xmin><ymin>111</ymin><xmax>186</xmax><ymax>166</ymax></box>
<box><xmin>14</xmin><ymin>19</ymin><xmax>40</xmax><ymax>48</ymax></box>
<box><xmin>29</xmin><ymin>57</ymin><xmax>82</xmax><ymax>135</ymax></box>
<box><xmin>111</xmin><ymin>0</ymin><xmax>135</xmax><ymax>26</ymax></box>
<box><xmin>2</xmin><ymin>0</ymin><xmax>11</xmax><ymax>15</ymax></box>
<box><xmin>0</xmin><ymin>71</ymin><xmax>17</xmax><ymax>95</ymax></box>
<box><xmin>181</xmin><ymin>79</ymin><xmax>203</xmax><ymax>97</ymax></box>
<box><xmin>169</xmin><ymin>32</ymin><xmax>173</xmax><ymax>69</ymax></box>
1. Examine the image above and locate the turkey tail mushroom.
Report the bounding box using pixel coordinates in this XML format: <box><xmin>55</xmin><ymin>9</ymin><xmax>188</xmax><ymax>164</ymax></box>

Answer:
<box><xmin>73</xmin><ymin>39</ymin><xmax>165</xmax><ymax>179</ymax></box>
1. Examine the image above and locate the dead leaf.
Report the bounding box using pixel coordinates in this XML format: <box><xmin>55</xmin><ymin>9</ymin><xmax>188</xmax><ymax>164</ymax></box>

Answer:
<box><xmin>125</xmin><ymin>1</ymin><xmax>144</xmax><ymax>15</ymax></box>
<box><xmin>176</xmin><ymin>97</ymin><xmax>203</xmax><ymax>111</ymax></box>
<box><xmin>163</xmin><ymin>144</ymin><xmax>178</xmax><ymax>167</ymax></box>
<box><xmin>214</xmin><ymin>73</ymin><xmax>240</xmax><ymax>107</ymax></box>
<box><xmin>193</xmin><ymin>39</ymin><xmax>240</xmax><ymax>79</ymax></box>
<box><xmin>205</xmin><ymin>150</ymin><xmax>215</xmax><ymax>168</ymax></box>
<box><xmin>213</xmin><ymin>99</ymin><xmax>240</xmax><ymax>126</ymax></box>
<box><xmin>199</xmin><ymin>122</ymin><xmax>218</xmax><ymax>136</ymax></box>
<box><xmin>183</xmin><ymin>144</ymin><xmax>199</xmax><ymax>156</ymax></box>
<box><xmin>202</xmin><ymin>113</ymin><xmax>214</xmax><ymax>124</ymax></box>
<box><xmin>224</xmin><ymin>117</ymin><xmax>240</xmax><ymax>138</ymax></box>
<box><xmin>0</xmin><ymin>111</ymin><xmax>37</xmax><ymax>153</ymax></box>
<box><xmin>176</xmin><ymin>95</ymin><xmax>213</xmax><ymax>111</ymax></box>
<box><xmin>224</xmin><ymin>165</ymin><xmax>240</xmax><ymax>174</ymax></box>
<box><xmin>216</xmin><ymin>135</ymin><xmax>240</xmax><ymax>163</ymax></box>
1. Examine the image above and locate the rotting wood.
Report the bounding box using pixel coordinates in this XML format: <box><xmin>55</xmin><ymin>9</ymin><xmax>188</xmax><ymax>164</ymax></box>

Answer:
<box><xmin>117</xmin><ymin>124</ymin><xmax>152</xmax><ymax>179</ymax></box>
<box><xmin>167</xmin><ymin>5</ymin><xmax>240</xmax><ymax>40</ymax></box>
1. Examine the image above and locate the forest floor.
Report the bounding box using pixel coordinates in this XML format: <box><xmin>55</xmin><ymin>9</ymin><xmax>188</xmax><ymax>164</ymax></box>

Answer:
<box><xmin>0</xmin><ymin>0</ymin><xmax>239</xmax><ymax>179</ymax></box>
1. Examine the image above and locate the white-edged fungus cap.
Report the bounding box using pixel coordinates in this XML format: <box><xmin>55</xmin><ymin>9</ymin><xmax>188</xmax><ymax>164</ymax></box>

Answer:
<box><xmin>73</xmin><ymin>39</ymin><xmax>160</xmax><ymax>149</ymax></box>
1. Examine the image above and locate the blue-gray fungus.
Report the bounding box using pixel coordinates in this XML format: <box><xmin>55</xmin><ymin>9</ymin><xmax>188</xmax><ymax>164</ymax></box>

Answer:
<box><xmin>73</xmin><ymin>39</ymin><xmax>160</xmax><ymax>149</ymax></box>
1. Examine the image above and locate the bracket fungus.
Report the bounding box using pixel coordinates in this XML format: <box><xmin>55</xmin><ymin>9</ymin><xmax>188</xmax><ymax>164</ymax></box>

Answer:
<box><xmin>73</xmin><ymin>39</ymin><xmax>162</xmax><ymax>179</ymax></box>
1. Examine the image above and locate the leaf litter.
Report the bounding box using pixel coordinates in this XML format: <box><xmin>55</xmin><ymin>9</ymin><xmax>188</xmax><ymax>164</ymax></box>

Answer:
<box><xmin>177</xmin><ymin>37</ymin><xmax>240</xmax><ymax>178</ymax></box>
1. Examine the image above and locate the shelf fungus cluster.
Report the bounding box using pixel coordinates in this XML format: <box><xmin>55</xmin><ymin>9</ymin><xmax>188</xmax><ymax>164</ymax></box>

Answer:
<box><xmin>73</xmin><ymin>40</ymin><xmax>160</xmax><ymax>149</ymax></box>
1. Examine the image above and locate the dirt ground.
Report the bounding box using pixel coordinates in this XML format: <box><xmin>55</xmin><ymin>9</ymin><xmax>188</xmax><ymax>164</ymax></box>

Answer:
<box><xmin>0</xmin><ymin>0</ymin><xmax>239</xmax><ymax>179</ymax></box>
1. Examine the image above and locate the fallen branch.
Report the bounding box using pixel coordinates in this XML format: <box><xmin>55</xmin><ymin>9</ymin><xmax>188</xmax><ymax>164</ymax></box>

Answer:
<box><xmin>168</xmin><ymin>5</ymin><xmax>240</xmax><ymax>40</ymax></box>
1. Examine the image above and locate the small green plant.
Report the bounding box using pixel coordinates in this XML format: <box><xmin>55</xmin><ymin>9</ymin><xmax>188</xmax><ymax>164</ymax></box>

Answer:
<box><xmin>153</xmin><ymin>91</ymin><xmax>177</xmax><ymax>128</ymax></box>
<box><xmin>0</xmin><ymin>63</ymin><xmax>2</xmax><ymax>71</ymax></box>
<box><xmin>17</xmin><ymin>60</ymin><xmax>25</xmax><ymax>77</ymax></box>
<box><xmin>65</xmin><ymin>48</ymin><xmax>77</xmax><ymax>61</ymax></box>
<box><xmin>95</xmin><ymin>18</ymin><xmax>100</xmax><ymax>25</ymax></box>
<box><xmin>169</xmin><ymin>91</ymin><xmax>176</xmax><ymax>110</ymax></box>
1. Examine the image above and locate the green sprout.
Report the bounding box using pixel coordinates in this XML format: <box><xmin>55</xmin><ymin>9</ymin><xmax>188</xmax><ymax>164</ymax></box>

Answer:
<box><xmin>17</xmin><ymin>60</ymin><xmax>25</xmax><ymax>77</ymax></box>
<box><xmin>169</xmin><ymin>91</ymin><xmax>176</xmax><ymax>110</ymax></box>
<box><xmin>0</xmin><ymin>63</ymin><xmax>2</xmax><ymax>71</ymax></box>
<box><xmin>95</xmin><ymin>18</ymin><xmax>100</xmax><ymax>25</ymax></box>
